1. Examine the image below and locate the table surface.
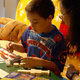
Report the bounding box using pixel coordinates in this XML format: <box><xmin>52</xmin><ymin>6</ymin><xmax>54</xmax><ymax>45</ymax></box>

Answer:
<box><xmin>0</xmin><ymin>63</ymin><xmax>67</xmax><ymax>80</ymax></box>
<box><xmin>0</xmin><ymin>40</ymin><xmax>67</xmax><ymax>80</ymax></box>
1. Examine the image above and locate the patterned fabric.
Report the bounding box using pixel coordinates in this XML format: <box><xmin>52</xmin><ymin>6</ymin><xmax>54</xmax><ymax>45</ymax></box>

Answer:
<box><xmin>59</xmin><ymin>20</ymin><xmax>69</xmax><ymax>44</ymax></box>
<box><xmin>15</xmin><ymin>0</ymin><xmax>61</xmax><ymax>29</ymax></box>
<box><xmin>21</xmin><ymin>25</ymin><xmax>67</xmax><ymax>72</ymax></box>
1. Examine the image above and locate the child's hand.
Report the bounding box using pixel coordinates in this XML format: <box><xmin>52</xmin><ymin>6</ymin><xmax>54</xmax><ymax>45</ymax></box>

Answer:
<box><xmin>20</xmin><ymin>57</ymin><xmax>42</xmax><ymax>68</ymax></box>
<box><xmin>6</xmin><ymin>42</ymin><xmax>14</xmax><ymax>53</ymax></box>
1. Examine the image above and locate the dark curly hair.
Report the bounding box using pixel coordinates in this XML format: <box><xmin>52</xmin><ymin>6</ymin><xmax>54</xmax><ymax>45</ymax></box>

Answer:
<box><xmin>25</xmin><ymin>0</ymin><xmax>55</xmax><ymax>19</ymax></box>
<box><xmin>58</xmin><ymin>0</ymin><xmax>80</xmax><ymax>48</ymax></box>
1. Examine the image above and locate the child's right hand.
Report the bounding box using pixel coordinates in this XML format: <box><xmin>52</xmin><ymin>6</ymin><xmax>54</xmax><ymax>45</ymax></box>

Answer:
<box><xmin>6</xmin><ymin>42</ymin><xmax>14</xmax><ymax>53</ymax></box>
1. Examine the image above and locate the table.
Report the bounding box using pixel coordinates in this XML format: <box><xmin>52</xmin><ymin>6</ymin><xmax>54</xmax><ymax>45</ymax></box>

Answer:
<box><xmin>0</xmin><ymin>63</ymin><xmax>67</xmax><ymax>80</ymax></box>
<box><xmin>0</xmin><ymin>40</ymin><xmax>67</xmax><ymax>80</ymax></box>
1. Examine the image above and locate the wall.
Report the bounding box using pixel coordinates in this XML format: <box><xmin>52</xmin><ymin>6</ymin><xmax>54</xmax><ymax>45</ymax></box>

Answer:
<box><xmin>0</xmin><ymin>0</ymin><xmax>4</xmax><ymax>17</ymax></box>
<box><xmin>5</xmin><ymin>0</ymin><xmax>20</xmax><ymax>19</ymax></box>
<box><xmin>0</xmin><ymin>0</ymin><xmax>4</xmax><ymax>27</ymax></box>
<box><xmin>0</xmin><ymin>0</ymin><xmax>19</xmax><ymax>27</ymax></box>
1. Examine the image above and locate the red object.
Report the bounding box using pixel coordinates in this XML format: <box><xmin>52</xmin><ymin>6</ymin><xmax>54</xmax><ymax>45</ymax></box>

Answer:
<box><xmin>29</xmin><ymin>26</ymin><xmax>32</xmax><ymax>30</ymax></box>
<box><xmin>59</xmin><ymin>21</ymin><xmax>69</xmax><ymax>44</ymax></box>
<box><xmin>54</xmin><ymin>34</ymin><xmax>62</xmax><ymax>42</ymax></box>
<box><xmin>59</xmin><ymin>21</ymin><xmax>69</xmax><ymax>36</ymax></box>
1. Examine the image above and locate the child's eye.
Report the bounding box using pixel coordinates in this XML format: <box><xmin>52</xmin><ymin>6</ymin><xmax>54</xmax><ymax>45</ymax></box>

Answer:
<box><xmin>34</xmin><ymin>22</ymin><xmax>38</xmax><ymax>24</ymax></box>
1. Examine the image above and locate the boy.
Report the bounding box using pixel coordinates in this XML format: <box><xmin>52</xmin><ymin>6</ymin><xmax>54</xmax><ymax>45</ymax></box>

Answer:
<box><xmin>6</xmin><ymin>0</ymin><xmax>66</xmax><ymax>74</ymax></box>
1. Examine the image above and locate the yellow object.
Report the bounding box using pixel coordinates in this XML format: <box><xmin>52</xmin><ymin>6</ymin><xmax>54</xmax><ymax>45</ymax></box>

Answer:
<box><xmin>15</xmin><ymin>0</ymin><xmax>61</xmax><ymax>29</ymax></box>
<box><xmin>66</xmin><ymin>55</ymin><xmax>80</xmax><ymax>71</ymax></box>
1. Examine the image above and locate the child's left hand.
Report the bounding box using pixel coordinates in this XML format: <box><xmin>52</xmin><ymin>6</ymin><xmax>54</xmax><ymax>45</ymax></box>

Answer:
<box><xmin>20</xmin><ymin>57</ymin><xmax>42</xmax><ymax>68</ymax></box>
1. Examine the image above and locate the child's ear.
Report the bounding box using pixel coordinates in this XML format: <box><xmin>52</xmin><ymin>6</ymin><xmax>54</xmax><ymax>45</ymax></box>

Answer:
<box><xmin>47</xmin><ymin>15</ymin><xmax>53</xmax><ymax>22</ymax></box>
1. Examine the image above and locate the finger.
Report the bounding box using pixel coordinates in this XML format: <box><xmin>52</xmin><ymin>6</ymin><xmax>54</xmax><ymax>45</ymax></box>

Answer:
<box><xmin>20</xmin><ymin>63</ymin><xmax>29</xmax><ymax>68</ymax></box>
<box><xmin>21</xmin><ymin>58</ymin><xmax>27</xmax><ymax>60</ymax></box>
<box><xmin>21</xmin><ymin>58</ymin><xmax>29</xmax><ymax>61</ymax></box>
<box><xmin>6</xmin><ymin>43</ymin><xmax>11</xmax><ymax>50</ymax></box>
<box><xmin>9</xmin><ymin>43</ymin><xmax>13</xmax><ymax>48</ymax></box>
<box><xmin>20</xmin><ymin>62</ymin><xmax>27</xmax><ymax>66</ymax></box>
<box><xmin>21</xmin><ymin>59</ymin><xmax>27</xmax><ymax>62</ymax></box>
<box><xmin>6</xmin><ymin>44</ymin><xmax>9</xmax><ymax>49</ymax></box>
<box><xmin>10</xmin><ymin>49</ymin><xmax>13</xmax><ymax>53</ymax></box>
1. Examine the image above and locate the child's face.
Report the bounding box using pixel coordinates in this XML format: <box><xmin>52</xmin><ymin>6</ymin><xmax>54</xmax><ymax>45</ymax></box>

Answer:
<box><xmin>26</xmin><ymin>12</ymin><xmax>52</xmax><ymax>34</ymax></box>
